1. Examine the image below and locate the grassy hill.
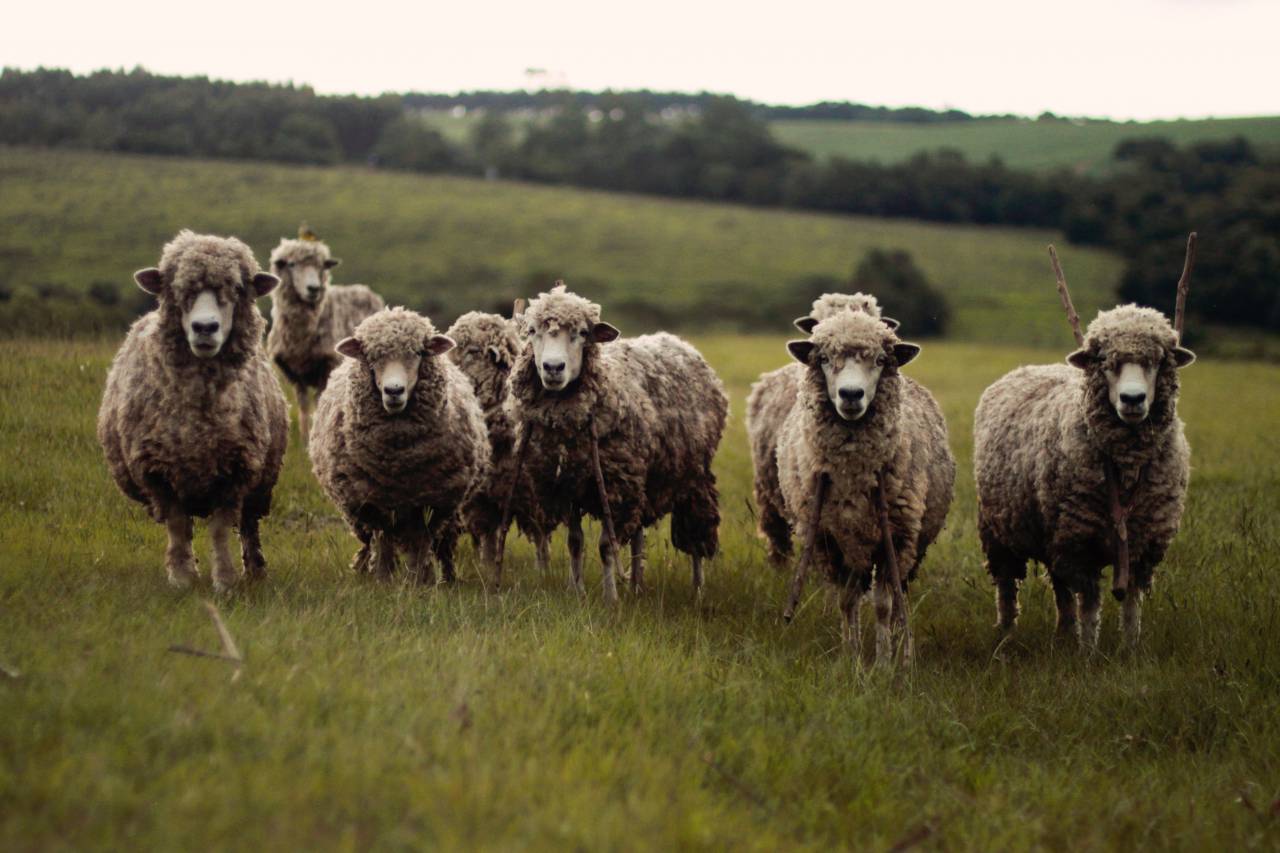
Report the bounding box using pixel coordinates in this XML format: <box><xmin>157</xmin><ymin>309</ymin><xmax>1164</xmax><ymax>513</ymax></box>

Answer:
<box><xmin>0</xmin><ymin>146</ymin><xmax>1121</xmax><ymax>347</ymax></box>
<box><xmin>2</xmin><ymin>334</ymin><xmax>1277</xmax><ymax>848</ymax></box>
<box><xmin>771</xmin><ymin>115</ymin><xmax>1280</xmax><ymax>173</ymax></box>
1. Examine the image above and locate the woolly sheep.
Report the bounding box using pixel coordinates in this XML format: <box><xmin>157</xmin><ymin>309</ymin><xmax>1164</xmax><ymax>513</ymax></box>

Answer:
<box><xmin>309</xmin><ymin>307</ymin><xmax>490</xmax><ymax>582</ymax></box>
<box><xmin>97</xmin><ymin>230</ymin><xmax>289</xmax><ymax>592</ymax></box>
<box><xmin>508</xmin><ymin>284</ymin><xmax>728</xmax><ymax>602</ymax></box>
<box><xmin>266</xmin><ymin>232</ymin><xmax>384</xmax><ymax>446</ymax></box>
<box><xmin>974</xmin><ymin>304</ymin><xmax>1195</xmax><ymax>648</ymax></box>
<box><xmin>776</xmin><ymin>311</ymin><xmax>954</xmax><ymax>663</ymax></box>
<box><xmin>747</xmin><ymin>292</ymin><xmax>896</xmax><ymax>567</ymax></box>
<box><xmin>445</xmin><ymin>309</ymin><xmax>554</xmax><ymax>570</ymax></box>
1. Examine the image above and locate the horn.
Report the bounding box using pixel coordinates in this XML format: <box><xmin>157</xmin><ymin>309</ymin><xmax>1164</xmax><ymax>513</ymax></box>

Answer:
<box><xmin>1048</xmin><ymin>245</ymin><xmax>1085</xmax><ymax>347</ymax></box>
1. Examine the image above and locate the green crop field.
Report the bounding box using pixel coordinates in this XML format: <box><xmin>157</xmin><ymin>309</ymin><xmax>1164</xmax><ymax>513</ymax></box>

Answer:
<box><xmin>0</xmin><ymin>146</ymin><xmax>1124</xmax><ymax>347</ymax></box>
<box><xmin>1</xmin><ymin>334</ymin><xmax>1278</xmax><ymax>849</ymax></box>
<box><xmin>770</xmin><ymin>115</ymin><xmax>1280</xmax><ymax>173</ymax></box>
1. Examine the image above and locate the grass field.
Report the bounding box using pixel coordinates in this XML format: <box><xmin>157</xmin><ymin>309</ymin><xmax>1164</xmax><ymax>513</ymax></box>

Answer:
<box><xmin>770</xmin><ymin>116</ymin><xmax>1280</xmax><ymax>173</ymax></box>
<box><xmin>0</xmin><ymin>146</ymin><xmax>1123</xmax><ymax>346</ymax></box>
<box><xmin>1</xmin><ymin>335</ymin><xmax>1278</xmax><ymax>849</ymax></box>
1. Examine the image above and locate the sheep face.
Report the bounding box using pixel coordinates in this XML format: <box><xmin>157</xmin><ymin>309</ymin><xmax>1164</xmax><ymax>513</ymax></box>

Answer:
<box><xmin>182</xmin><ymin>289</ymin><xmax>236</xmax><ymax>358</ymax></box>
<box><xmin>787</xmin><ymin>312</ymin><xmax>919</xmax><ymax>422</ymax></box>
<box><xmin>1067</xmin><ymin>305</ymin><xmax>1195</xmax><ymax>426</ymax></box>
<box><xmin>270</xmin><ymin>238</ymin><xmax>340</xmax><ymax>305</ymax></box>
<box><xmin>337</xmin><ymin>309</ymin><xmax>455</xmax><ymax>415</ymax></box>
<box><xmin>134</xmin><ymin>256</ymin><xmax>277</xmax><ymax>359</ymax></box>
<box><xmin>528</xmin><ymin>317</ymin><xmax>618</xmax><ymax>392</ymax></box>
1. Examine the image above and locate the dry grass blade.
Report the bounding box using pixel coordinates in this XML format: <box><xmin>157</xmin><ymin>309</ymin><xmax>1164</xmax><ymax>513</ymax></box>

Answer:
<box><xmin>1174</xmin><ymin>231</ymin><xmax>1197</xmax><ymax>342</ymax></box>
<box><xmin>1049</xmin><ymin>244</ymin><xmax>1085</xmax><ymax>347</ymax></box>
<box><xmin>203</xmin><ymin>600</ymin><xmax>243</xmax><ymax>663</ymax></box>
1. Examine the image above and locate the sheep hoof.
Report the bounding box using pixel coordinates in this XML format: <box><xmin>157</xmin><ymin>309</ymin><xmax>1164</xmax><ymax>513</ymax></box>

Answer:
<box><xmin>166</xmin><ymin>568</ymin><xmax>197</xmax><ymax>590</ymax></box>
<box><xmin>211</xmin><ymin>576</ymin><xmax>239</xmax><ymax>595</ymax></box>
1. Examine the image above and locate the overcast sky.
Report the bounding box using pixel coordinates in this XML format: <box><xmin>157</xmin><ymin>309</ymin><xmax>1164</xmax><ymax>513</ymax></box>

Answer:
<box><xmin>4</xmin><ymin>0</ymin><xmax>1276</xmax><ymax>120</ymax></box>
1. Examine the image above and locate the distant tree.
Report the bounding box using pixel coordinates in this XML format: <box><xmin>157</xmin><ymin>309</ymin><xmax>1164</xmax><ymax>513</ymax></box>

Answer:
<box><xmin>373</xmin><ymin>117</ymin><xmax>458</xmax><ymax>172</ymax></box>
<box><xmin>850</xmin><ymin>249</ymin><xmax>951</xmax><ymax>336</ymax></box>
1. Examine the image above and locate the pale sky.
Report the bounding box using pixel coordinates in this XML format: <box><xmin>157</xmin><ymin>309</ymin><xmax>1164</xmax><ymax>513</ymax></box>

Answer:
<box><xmin>3</xmin><ymin>0</ymin><xmax>1277</xmax><ymax>120</ymax></box>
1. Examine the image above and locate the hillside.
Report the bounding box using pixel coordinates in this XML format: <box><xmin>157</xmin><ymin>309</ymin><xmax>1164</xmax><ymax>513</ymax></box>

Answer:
<box><xmin>0</xmin><ymin>146</ymin><xmax>1121</xmax><ymax>346</ymax></box>
<box><xmin>770</xmin><ymin>115</ymin><xmax>1280</xmax><ymax>173</ymax></box>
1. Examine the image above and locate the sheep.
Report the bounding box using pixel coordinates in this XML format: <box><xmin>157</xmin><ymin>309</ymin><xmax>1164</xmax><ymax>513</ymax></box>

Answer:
<box><xmin>445</xmin><ymin>308</ymin><xmax>554</xmax><ymax>571</ymax></box>
<box><xmin>97</xmin><ymin>230</ymin><xmax>289</xmax><ymax>592</ymax></box>
<box><xmin>747</xmin><ymin>292</ymin><xmax>897</xmax><ymax>568</ymax></box>
<box><xmin>309</xmin><ymin>307</ymin><xmax>490</xmax><ymax>583</ymax></box>
<box><xmin>506</xmin><ymin>283</ymin><xmax>728</xmax><ymax>602</ymax></box>
<box><xmin>974</xmin><ymin>247</ymin><xmax>1196</xmax><ymax>649</ymax></box>
<box><xmin>266</xmin><ymin>228</ymin><xmax>385</xmax><ymax>446</ymax></box>
<box><xmin>775</xmin><ymin>311</ymin><xmax>954</xmax><ymax>664</ymax></box>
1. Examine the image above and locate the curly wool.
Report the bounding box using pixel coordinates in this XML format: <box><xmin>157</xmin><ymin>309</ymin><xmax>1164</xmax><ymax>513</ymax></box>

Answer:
<box><xmin>775</xmin><ymin>312</ymin><xmax>954</xmax><ymax>587</ymax></box>
<box><xmin>309</xmin><ymin>308</ymin><xmax>490</xmax><ymax>552</ymax></box>
<box><xmin>508</xmin><ymin>286</ymin><xmax>728</xmax><ymax>559</ymax></box>
<box><xmin>747</xmin><ymin>293</ymin><xmax>890</xmax><ymax>564</ymax></box>
<box><xmin>266</xmin><ymin>237</ymin><xmax>384</xmax><ymax>391</ymax></box>
<box><xmin>98</xmin><ymin>231</ymin><xmax>288</xmax><ymax>523</ymax></box>
<box><xmin>446</xmin><ymin>311</ymin><xmax>550</xmax><ymax>545</ymax></box>
<box><xmin>974</xmin><ymin>305</ymin><xmax>1190</xmax><ymax>592</ymax></box>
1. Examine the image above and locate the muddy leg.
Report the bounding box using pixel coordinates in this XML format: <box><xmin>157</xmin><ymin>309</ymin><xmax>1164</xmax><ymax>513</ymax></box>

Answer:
<box><xmin>599</xmin><ymin>535</ymin><xmax>619</xmax><ymax>605</ymax></box>
<box><xmin>209</xmin><ymin>506</ymin><xmax>241</xmax><ymax>593</ymax></box>
<box><xmin>630</xmin><ymin>528</ymin><xmax>645</xmax><ymax>593</ymax></box>
<box><xmin>839</xmin><ymin>581</ymin><xmax>864</xmax><ymax>664</ymax></box>
<box><xmin>567</xmin><ymin>510</ymin><xmax>585</xmax><ymax>595</ymax></box>
<box><xmin>1051</xmin><ymin>574</ymin><xmax>1079</xmax><ymax>641</ymax></box>
<box><xmin>164</xmin><ymin>511</ymin><xmax>197</xmax><ymax>589</ymax></box>
<box><xmin>1079</xmin><ymin>580</ymin><xmax>1102</xmax><ymax>651</ymax></box>
<box><xmin>373</xmin><ymin>530</ymin><xmax>397</xmax><ymax>580</ymax></box>
<box><xmin>351</xmin><ymin>526</ymin><xmax>374</xmax><ymax>575</ymax></box>
<box><xmin>240</xmin><ymin>512</ymin><xmax>266</xmax><ymax>582</ymax></box>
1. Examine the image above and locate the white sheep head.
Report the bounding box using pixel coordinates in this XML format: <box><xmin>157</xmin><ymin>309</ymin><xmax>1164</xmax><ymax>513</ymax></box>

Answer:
<box><xmin>521</xmin><ymin>283</ymin><xmax>619</xmax><ymax>392</ymax></box>
<box><xmin>270</xmin><ymin>237</ymin><xmax>341</xmax><ymax>305</ymax></box>
<box><xmin>336</xmin><ymin>307</ymin><xmax>455</xmax><ymax>414</ymax></box>
<box><xmin>788</xmin><ymin>311</ymin><xmax>919</xmax><ymax>422</ymax></box>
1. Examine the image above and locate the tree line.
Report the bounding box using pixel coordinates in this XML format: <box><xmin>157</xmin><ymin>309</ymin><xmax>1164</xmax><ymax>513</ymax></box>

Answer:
<box><xmin>2</xmin><ymin>67</ymin><xmax>1275</xmax><ymax>334</ymax></box>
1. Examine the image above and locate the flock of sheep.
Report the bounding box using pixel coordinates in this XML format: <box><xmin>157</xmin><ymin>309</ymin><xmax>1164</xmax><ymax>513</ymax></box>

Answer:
<box><xmin>96</xmin><ymin>227</ymin><xmax>1198</xmax><ymax>664</ymax></box>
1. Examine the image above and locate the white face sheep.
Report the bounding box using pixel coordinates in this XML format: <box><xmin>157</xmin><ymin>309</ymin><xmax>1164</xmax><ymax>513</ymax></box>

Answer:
<box><xmin>266</xmin><ymin>231</ymin><xmax>386</xmax><ymax>447</ymax></box>
<box><xmin>98</xmin><ymin>230</ymin><xmax>289</xmax><ymax>592</ymax></box>
<box><xmin>747</xmin><ymin>291</ymin><xmax>901</xmax><ymax>570</ymax></box>
<box><xmin>776</xmin><ymin>311</ymin><xmax>954</xmax><ymax>665</ymax></box>
<box><xmin>508</xmin><ymin>283</ymin><xmax>728</xmax><ymax>602</ymax></box>
<box><xmin>975</xmin><ymin>295</ymin><xmax>1196</xmax><ymax>649</ymax></box>
<box><xmin>310</xmin><ymin>307</ymin><xmax>490</xmax><ymax>584</ymax></box>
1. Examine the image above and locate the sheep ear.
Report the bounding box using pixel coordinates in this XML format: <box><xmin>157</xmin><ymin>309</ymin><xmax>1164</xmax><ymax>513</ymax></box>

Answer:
<box><xmin>892</xmin><ymin>342</ymin><xmax>921</xmax><ymax>366</ymax></box>
<box><xmin>324</xmin><ymin>258</ymin><xmax>341</xmax><ymax>270</ymax></box>
<box><xmin>592</xmin><ymin>322</ymin><xmax>620</xmax><ymax>343</ymax></box>
<box><xmin>881</xmin><ymin>316</ymin><xmax>901</xmax><ymax>331</ymax></box>
<box><xmin>787</xmin><ymin>340</ymin><xmax>815</xmax><ymax>364</ymax></box>
<box><xmin>424</xmin><ymin>334</ymin><xmax>456</xmax><ymax>357</ymax></box>
<box><xmin>793</xmin><ymin>316</ymin><xmax>819</xmax><ymax>334</ymax></box>
<box><xmin>251</xmin><ymin>272</ymin><xmax>280</xmax><ymax>297</ymax></box>
<box><xmin>336</xmin><ymin>337</ymin><xmax>364</xmax><ymax>361</ymax></box>
<box><xmin>1066</xmin><ymin>349</ymin><xmax>1095</xmax><ymax>369</ymax></box>
<box><xmin>134</xmin><ymin>268</ymin><xmax>164</xmax><ymax>295</ymax></box>
<box><xmin>1172</xmin><ymin>346</ymin><xmax>1195</xmax><ymax>368</ymax></box>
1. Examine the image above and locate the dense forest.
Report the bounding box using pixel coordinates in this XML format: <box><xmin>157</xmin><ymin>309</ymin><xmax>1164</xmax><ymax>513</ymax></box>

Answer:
<box><xmin>1</xmin><ymin>67</ymin><xmax>1275</xmax><ymax>333</ymax></box>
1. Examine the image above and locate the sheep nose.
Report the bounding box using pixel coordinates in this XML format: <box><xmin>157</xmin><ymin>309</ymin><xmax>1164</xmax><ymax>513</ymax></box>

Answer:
<box><xmin>839</xmin><ymin>387</ymin><xmax>864</xmax><ymax>402</ymax></box>
<box><xmin>542</xmin><ymin>360</ymin><xmax>565</xmax><ymax>375</ymax></box>
<box><xmin>383</xmin><ymin>384</ymin><xmax>405</xmax><ymax>398</ymax></box>
<box><xmin>307</xmin><ymin>285</ymin><xmax>322</xmax><ymax>295</ymax></box>
<box><xmin>191</xmin><ymin>320</ymin><xmax>219</xmax><ymax>336</ymax></box>
<box><xmin>1120</xmin><ymin>391</ymin><xmax>1146</xmax><ymax>406</ymax></box>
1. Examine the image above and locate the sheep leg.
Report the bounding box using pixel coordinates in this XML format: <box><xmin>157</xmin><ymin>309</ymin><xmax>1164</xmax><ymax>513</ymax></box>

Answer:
<box><xmin>240</xmin><ymin>512</ymin><xmax>266</xmax><ymax>582</ymax></box>
<box><xmin>1121</xmin><ymin>584</ymin><xmax>1144</xmax><ymax>649</ymax></box>
<box><xmin>587</xmin><ymin>420</ymin><xmax>620</xmax><ymax>604</ymax></box>
<box><xmin>598</xmin><ymin>536</ymin><xmax>620</xmax><ymax>605</ymax></box>
<box><xmin>495</xmin><ymin>422</ymin><xmax>532</xmax><ymax>587</ymax></box>
<box><xmin>983</xmin><ymin>542</ymin><xmax>1025</xmax><ymax>631</ymax></box>
<box><xmin>1050</xmin><ymin>575</ymin><xmax>1079</xmax><ymax>641</ymax></box>
<box><xmin>567</xmin><ymin>509</ymin><xmax>586</xmax><ymax>595</ymax></box>
<box><xmin>1079</xmin><ymin>581</ymin><xmax>1102</xmax><ymax>651</ymax></box>
<box><xmin>373</xmin><ymin>530</ymin><xmax>397</xmax><ymax>580</ymax></box>
<box><xmin>428</xmin><ymin>513</ymin><xmax>458</xmax><ymax>585</ymax></box>
<box><xmin>406</xmin><ymin>515</ymin><xmax>436</xmax><ymax>586</ymax></box>
<box><xmin>351</xmin><ymin>526</ymin><xmax>374</xmax><ymax>575</ymax></box>
<box><xmin>295</xmin><ymin>385</ymin><xmax>312</xmax><ymax>447</ymax></box>
<box><xmin>630</xmin><ymin>529</ymin><xmax>646</xmax><ymax>594</ymax></box>
<box><xmin>691</xmin><ymin>555</ymin><xmax>704</xmax><ymax>596</ymax></box>
<box><xmin>209</xmin><ymin>507</ymin><xmax>241</xmax><ymax>593</ymax></box>
<box><xmin>163</xmin><ymin>512</ymin><xmax>198</xmax><ymax>589</ymax></box>
<box><xmin>872</xmin><ymin>572</ymin><xmax>894</xmax><ymax>664</ymax></box>
<box><xmin>535</xmin><ymin>533</ymin><xmax>551</xmax><ymax>576</ymax></box>
<box><xmin>839</xmin><ymin>581</ymin><xmax>864</xmax><ymax>664</ymax></box>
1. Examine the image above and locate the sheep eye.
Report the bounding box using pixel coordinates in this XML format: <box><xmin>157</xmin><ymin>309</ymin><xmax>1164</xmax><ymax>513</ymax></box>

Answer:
<box><xmin>819</xmin><ymin>355</ymin><xmax>830</xmax><ymax>365</ymax></box>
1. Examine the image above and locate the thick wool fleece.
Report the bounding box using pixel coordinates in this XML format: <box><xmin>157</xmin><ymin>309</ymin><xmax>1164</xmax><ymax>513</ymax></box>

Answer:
<box><xmin>974</xmin><ymin>305</ymin><xmax>1191</xmax><ymax>592</ymax></box>
<box><xmin>747</xmin><ymin>293</ymin><xmax>890</xmax><ymax>564</ymax></box>
<box><xmin>446</xmin><ymin>311</ymin><xmax>550</xmax><ymax>545</ymax></box>
<box><xmin>309</xmin><ymin>308</ymin><xmax>490</xmax><ymax>562</ymax></box>
<box><xmin>98</xmin><ymin>231</ymin><xmax>288</xmax><ymax>525</ymax></box>
<box><xmin>266</xmin><ymin>237</ymin><xmax>384</xmax><ymax>391</ymax></box>
<box><xmin>508</xmin><ymin>287</ymin><xmax>728</xmax><ymax>559</ymax></box>
<box><xmin>775</xmin><ymin>312</ymin><xmax>954</xmax><ymax>587</ymax></box>
<box><xmin>808</xmin><ymin>292</ymin><xmax>885</xmax><ymax>323</ymax></box>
